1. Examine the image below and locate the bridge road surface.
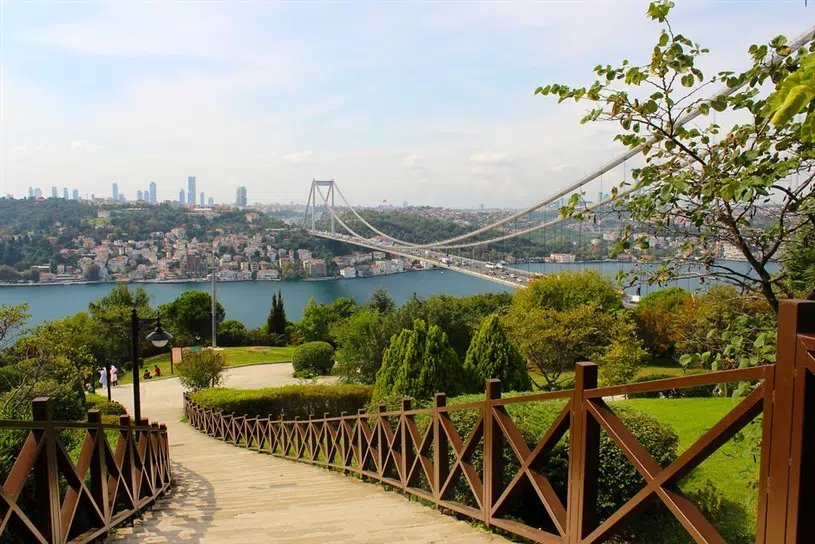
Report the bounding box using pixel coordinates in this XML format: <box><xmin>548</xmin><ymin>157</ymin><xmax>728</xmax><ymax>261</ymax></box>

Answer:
<box><xmin>107</xmin><ymin>363</ymin><xmax>508</xmax><ymax>544</ymax></box>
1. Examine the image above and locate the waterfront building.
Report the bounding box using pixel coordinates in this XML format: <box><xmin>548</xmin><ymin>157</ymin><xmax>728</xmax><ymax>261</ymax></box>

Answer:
<box><xmin>340</xmin><ymin>267</ymin><xmax>356</xmax><ymax>279</ymax></box>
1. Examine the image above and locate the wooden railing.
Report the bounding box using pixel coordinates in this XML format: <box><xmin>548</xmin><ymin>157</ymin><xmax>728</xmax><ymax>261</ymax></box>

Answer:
<box><xmin>183</xmin><ymin>299</ymin><xmax>815</xmax><ymax>543</ymax></box>
<box><xmin>0</xmin><ymin>398</ymin><xmax>171</xmax><ymax>544</ymax></box>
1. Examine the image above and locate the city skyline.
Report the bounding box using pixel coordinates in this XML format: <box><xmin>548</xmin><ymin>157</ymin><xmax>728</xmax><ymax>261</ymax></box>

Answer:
<box><xmin>1</xmin><ymin>2</ymin><xmax>813</xmax><ymax>207</ymax></box>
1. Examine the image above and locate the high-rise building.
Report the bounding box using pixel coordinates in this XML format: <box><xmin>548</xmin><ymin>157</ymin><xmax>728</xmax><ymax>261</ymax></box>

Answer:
<box><xmin>236</xmin><ymin>186</ymin><xmax>247</xmax><ymax>206</ymax></box>
<box><xmin>144</xmin><ymin>188</ymin><xmax>150</xmax><ymax>202</ymax></box>
<box><xmin>179</xmin><ymin>189</ymin><xmax>186</xmax><ymax>206</ymax></box>
<box><xmin>63</xmin><ymin>188</ymin><xmax>69</xmax><ymax>200</ymax></box>
<box><xmin>112</xmin><ymin>183</ymin><xmax>119</xmax><ymax>201</ymax></box>
<box><xmin>51</xmin><ymin>187</ymin><xmax>58</xmax><ymax>198</ymax></box>
<box><xmin>34</xmin><ymin>188</ymin><xmax>42</xmax><ymax>198</ymax></box>
<box><xmin>208</xmin><ymin>196</ymin><xmax>214</xmax><ymax>206</ymax></box>
<box><xmin>188</xmin><ymin>176</ymin><xmax>196</xmax><ymax>207</ymax></box>
<box><xmin>200</xmin><ymin>192</ymin><xmax>205</xmax><ymax>207</ymax></box>
<box><xmin>149</xmin><ymin>181</ymin><xmax>157</xmax><ymax>203</ymax></box>
<box><xmin>28</xmin><ymin>187</ymin><xmax>34</xmax><ymax>198</ymax></box>
<box><xmin>118</xmin><ymin>194</ymin><xmax>125</xmax><ymax>202</ymax></box>
<box><xmin>72</xmin><ymin>189</ymin><xmax>79</xmax><ymax>200</ymax></box>
<box><xmin>137</xmin><ymin>190</ymin><xmax>144</xmax><ymax>201</ymax></box>
<box><xmin>403</xmin><ymin>200</ymin><xmax>408</xmax><ymax>208</ymax></box>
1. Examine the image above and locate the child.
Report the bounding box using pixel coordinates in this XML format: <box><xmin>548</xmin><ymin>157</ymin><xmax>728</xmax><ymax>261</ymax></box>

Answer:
<box><xmin>154</xmin><ymin>365</ymin><xmax>162</xmax><ymax>378</ymax></box>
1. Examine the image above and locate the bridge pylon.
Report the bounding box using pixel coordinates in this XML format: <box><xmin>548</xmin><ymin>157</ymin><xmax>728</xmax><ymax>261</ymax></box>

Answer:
<box><xmin>303</xmin><ymin>179</ymin><xmax>336</xmax><ymax>233</ymax></box>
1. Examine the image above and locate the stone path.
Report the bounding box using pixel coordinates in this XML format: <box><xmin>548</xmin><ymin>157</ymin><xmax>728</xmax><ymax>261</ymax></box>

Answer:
<box><xmin>108</xmin><ymin>364</ymin><xmax>506</xmax><ymax>543</ymax></box>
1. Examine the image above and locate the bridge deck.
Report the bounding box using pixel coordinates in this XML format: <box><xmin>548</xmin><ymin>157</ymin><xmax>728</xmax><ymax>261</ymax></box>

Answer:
<box><xmin>108</xmin><ymin>365</ymin><xmax>506</xmax><ymax>543</ymax></box>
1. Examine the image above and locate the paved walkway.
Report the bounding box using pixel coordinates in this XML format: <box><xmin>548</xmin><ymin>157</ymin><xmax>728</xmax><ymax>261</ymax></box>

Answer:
<box><xmin>108</xmin><ymin>364</ymin><xmax>506</xmax><ymax>544</ymax></box>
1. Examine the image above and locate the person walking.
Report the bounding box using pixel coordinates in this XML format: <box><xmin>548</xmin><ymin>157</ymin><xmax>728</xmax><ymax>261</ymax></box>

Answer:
<box><xmin>99</xmin><ymin>367</ymin><xmax>108</xmax><ymax>390</ymax></box>
<box><xmin>110</xmin><ymin>365</ymin><xmax>119</xmax><ymax>387</ymax></box>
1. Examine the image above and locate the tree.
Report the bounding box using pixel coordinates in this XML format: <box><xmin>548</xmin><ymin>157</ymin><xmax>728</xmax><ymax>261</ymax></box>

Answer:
<box><xmin>0</xmin><ymin>304</ymin><xmax>29</xmax><ymax>351</ymax></box>
<box><xmin>512</xmin><ymin>270</ymin><xmax>623</xmax><ymax>314</ymax></box>
<box><xmin>780</xmin><ymin>223</ymin><xmax>815</xmax><ymax>300</ymax></box>
<box><xmin>332</xmin><ymin>310</ymin><xmax>397</xmax><ymax>384</ymax></box>
<box><xmin>504</xmin><ymin>305</ymin><xmax>616</xmax><ymax>388</ymax></box>
<box><xmin>176</xmin><ymin>350</ymin><xmax>227</xmax><ymax>391</ymax></box>
<box><xmin>463</xmin><ymin>314</ymin><xmax>531</xmax><ymax>393</ymax></box>
<box><xmin>83</xmin><ymin>263</ymin><xmax>101</xmax><ymax>281</ymax></box>
<box><xmin>267</xmin><ymin>290</ymin><xmax>287</xmax><ymax>336</ymax></box>
<box><xmin>374</xmin><ymin>319</ymin><xmax>463</xmax><ymax>400</ymax></box>
<box><xmin>298</xmin><ymin>297</ymin><xmax>355</xmax><ymax>344</ymax></box>
<box><xmin>368</xmin><ymin>288</ymin><xmax>395</xmax><ymax>314</ymax></box>
<box><xmin>159</xmin><ymin>291</ymin><xmax>225</xmax><ymax>344</ymax></box>
<box><xmin>218</xmin><ymin>320</ymin><xmax>248</xmax><ymax>347</ymax></box>
<box><xmin>537</xmin><ymin>1</ymin><xmax>815</xmax><ymax>313</ymax></box>
<box><xmin>88</xmin><ymin>285</ymin><xmax>154</xmax><ymax>365</ymax></box>
<box><xmin>633</xmin><ymin>287</ymin><xmax>692</xmax><ymax>361</ymax></box>
<box><xmin>0</xmin><ymin>265</ymin><xmax>20</xmax><ymax>282</ymax></box>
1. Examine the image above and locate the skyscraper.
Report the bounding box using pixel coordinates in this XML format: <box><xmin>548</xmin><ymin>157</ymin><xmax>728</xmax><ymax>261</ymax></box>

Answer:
<box><xmin>51</xmin><ymin>187</ymin><xmax>58</xmax><ymax>198</ymax></box>
<box><xmin>112</xmin><ymin>183</ymin><xmax>119</xmax><ymax>201</ymax></box>
<box><xmin>34</xmin><ymin>188</ymin><xmax>42</xmax><ymax>198</ymax></box>
<box><xmin>188</xmin><ymin>176</ymin><xmax>196</xmax><ymax>207</ymax></box>
<box><xmin>28</xmin><ymin>187</ymin><xmax>34</xmax><ymax>198</ymax></box>
<box><xmin>208</xmin><ymin>196</ymin><xmax>214</xmax><ymax>206</ymax></box>
<box><xmin>137</xmin><ymin>190</ymin><xmax>144</xmax><ymax>201</ymax></box>
<box><xmin>149</xmin><ymin>181</ymin><xmax>157</xmax><ymax>203</ymax></box>
<box><xmin>144</xmin><ymin>188</ymin><xmax>150</xmax><ymax>202</ymax></box>
<box><xmin>72</xmin><ymin>189</ymin><xmax>79</xmax><ymax>200</ymax></box>
<box><xmin>179</xmin><ymin>189</ymin><xmax>186</xmax><ymax>206</ymax></box>
<box><xmin>200</xmin><ymin>192</ymin><xmax>205</xmax><ymax>207</ymax></box>
<box><xmin>236</xmin><ymin>186</ymin><xmax>247</xmax><ymax>207</ymax></box>
<box><xmin>63</xmin><ymin>188</ymin><xmax>69</xmax><ymax>200</ymax></box>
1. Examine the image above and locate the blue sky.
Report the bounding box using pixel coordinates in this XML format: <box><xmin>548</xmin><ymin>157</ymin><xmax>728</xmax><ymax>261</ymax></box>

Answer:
<box><xmin>1</xmin><ymin>1</ymin><xmax>812</xmax><ymax>208</ymax></box>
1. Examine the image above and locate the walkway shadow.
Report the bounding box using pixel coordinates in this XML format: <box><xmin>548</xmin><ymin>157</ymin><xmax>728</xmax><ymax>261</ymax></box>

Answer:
<box><xmin>107</xmin><ymin>461</ymin><xmax>216</xmax><ymax>543</ymax></box>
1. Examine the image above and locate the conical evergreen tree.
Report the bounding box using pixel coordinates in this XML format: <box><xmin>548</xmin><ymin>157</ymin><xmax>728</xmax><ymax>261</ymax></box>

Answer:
<box><xmin>463</xmin><ymin>314</ymin><xmax>531</xmax><ymax>393</ymax></box>
<box><xmin>267</xmin><ymin>293</ymin><xmax>278</xmax><ymax>333</ymax></box>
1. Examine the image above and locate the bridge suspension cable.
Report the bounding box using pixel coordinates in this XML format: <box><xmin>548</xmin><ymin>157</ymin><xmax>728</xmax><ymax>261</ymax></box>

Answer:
<box><xmin>318</xmin><ymin>24</ymin><xmax>815</xmax><ymax>250</ymax></box>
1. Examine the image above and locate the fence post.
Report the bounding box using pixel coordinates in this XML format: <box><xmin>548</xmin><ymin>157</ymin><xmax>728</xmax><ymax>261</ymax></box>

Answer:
<box><xmin>323</xmin><ymin>412</ymin><xmax>331</xmax><ymax>464</ymax></box>
<box><xmin>761</xmin><ymin>299</ymin><xmax>815</xmax><ymax>543</ymax></box>
<box><xmin>378</xmin><ymin>404</ymin><xmax>387</xmax><ymax>480</ymax></box>
<box><xmin>88</xmin><ymin>409</ymin><xmax>110</xmax><ymax>528</ymax></box>
<box><xmin>32</xmin><ymin>398</ymin><xmax>61</xmax><ymax>544</ymax></box>
<box><xmin>567</xmin><ymin>362</ymin><xmax>599</xmax><ymax>543</ymax></box>
<box><xmin>160</xmin><ymin>423</ymin><xmax>170</xmax><ymax>483</ymax></box>
<box><xmin>119</xmin><ymin>415</ymin><xmax>136</xmax><ymax>507</ymax></box>
<box><xmin>357</xmin><ymin>409</ymin><xmax>366</xmax><ymax>473</ymax></box>
<box><xmin>401</xmin><ymin>398</ymin><xmax>412</xmax><ymax>491</ymax></box>
<box><xmin>433</xmin><ymin>393</ymin><xmax>448</xmax><ymax>505</ymax></box>
<box><xmin>340</xmin><ymin>411</ymin><xmax>349</xmax><ymax>472</ymax></box>
<box><xmin>483</xmin><ymin>379</ymin><xmax>502</xmax><ymax>527</ymax></box>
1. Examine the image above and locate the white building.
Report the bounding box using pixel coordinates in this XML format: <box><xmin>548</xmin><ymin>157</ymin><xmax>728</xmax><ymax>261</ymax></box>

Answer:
<box><xmin>340</xmin><ymin>267</ymin><xmax>356</xmax><ymax>279</ymax></box>
<box><xmin>257</xmin><ymin>269</ymin><xmax>280</xmax><ymax>280</ymax></box>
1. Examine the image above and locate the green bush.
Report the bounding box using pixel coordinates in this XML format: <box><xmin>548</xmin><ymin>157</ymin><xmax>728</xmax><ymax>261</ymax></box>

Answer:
<box><xmin>628</xmin><ymin>373</ymin><xmax>715</xmax><ymax>399</ymax></box>
<box><xmin>291</xmin><ymin>341</ymin><xmax>334</xmax><ymax>375</ymax></box>
<box><xmin>177</xmin><ymin>350</ymin><xmax>227</xmax><ymax>391</ymax></box>
<box><xmin>191</xmin><ymin>384</ymin><xmax>373</xmax><ymax>420</ymax></box>
<box><xmin>85</xmin><ymin>394</ymin><xmax>127</xmax><ymax>416</ymax></box>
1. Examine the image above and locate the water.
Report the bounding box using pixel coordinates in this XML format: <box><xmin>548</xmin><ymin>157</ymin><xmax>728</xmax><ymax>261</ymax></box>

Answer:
<box><xmin>0</xmin><ymin>260</ymin><xmax>779</xmax><ymax>328</ymax></box>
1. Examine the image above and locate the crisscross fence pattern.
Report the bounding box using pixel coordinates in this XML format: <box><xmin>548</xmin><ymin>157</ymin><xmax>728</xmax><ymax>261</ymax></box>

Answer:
<box><xmin>184</xmin><ymin>299</ymin><xmax>815</xmax><ymax>543</ymax></box>
<box><xmin>0</xmin><ymin>397</ymin><xmax>171</xmax><ymax>544</ymax></box>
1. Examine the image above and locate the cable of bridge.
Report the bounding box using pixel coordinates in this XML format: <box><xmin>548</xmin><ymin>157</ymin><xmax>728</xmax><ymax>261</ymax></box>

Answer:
<box><xmin>319</xmin><ymin>24</ymin><xmax>815</xmax><ymax>250</ymax></box>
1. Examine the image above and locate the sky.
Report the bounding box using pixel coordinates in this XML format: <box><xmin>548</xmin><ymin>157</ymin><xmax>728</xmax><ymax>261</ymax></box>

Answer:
<box><xmin>0</xmin><ymin>1</ymin><xmax>813</xmax><ymax>208</ymax></box>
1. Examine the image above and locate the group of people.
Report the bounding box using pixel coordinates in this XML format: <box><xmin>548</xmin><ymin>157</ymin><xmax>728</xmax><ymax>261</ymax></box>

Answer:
<box><xmin>85</xmin><ymin>363</ymin><xmax>164</xmax><ymax>394</ymax></box>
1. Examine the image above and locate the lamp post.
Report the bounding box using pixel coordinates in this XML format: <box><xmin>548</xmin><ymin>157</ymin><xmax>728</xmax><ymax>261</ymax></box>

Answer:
<box><xmin>131</xmin><ymin>308</ymin><xmax>173</xmax><ymax>423</ymax></box>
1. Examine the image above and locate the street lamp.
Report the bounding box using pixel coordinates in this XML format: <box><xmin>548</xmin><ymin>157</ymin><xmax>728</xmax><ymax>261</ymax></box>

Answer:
<box><xmin>131</xmin><ymin>308</ymin><xmax>173</xmax><ymax>422</ymax></box>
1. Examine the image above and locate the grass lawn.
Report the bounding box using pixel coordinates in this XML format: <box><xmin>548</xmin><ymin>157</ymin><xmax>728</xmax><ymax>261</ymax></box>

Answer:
<box><xmin>617</xmin><ymin>397</ymin><xmax>760</xmax><ymax>540</ymax></box>
<box><xmin>115</xmin><ymin>346</ymin><xmax>296</xmax><ymax>385</ymax></box>
<box><xmin>530</xmin><ymin>360</ymin><xmax>704</xmax><ymax>387</ymax></box>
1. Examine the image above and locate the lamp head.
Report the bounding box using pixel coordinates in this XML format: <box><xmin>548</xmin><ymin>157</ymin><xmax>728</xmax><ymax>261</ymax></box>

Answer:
<box><xmin>146</xmin><ymin>314</ymin><xmax>173</xmax><ymax>348</ymax></box>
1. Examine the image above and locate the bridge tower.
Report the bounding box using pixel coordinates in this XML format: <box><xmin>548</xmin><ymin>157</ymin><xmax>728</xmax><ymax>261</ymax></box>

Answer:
<box><xmin>303</xmin><ymin>179</ymin><xmax>336</xmax><ymax>233</ymax></box>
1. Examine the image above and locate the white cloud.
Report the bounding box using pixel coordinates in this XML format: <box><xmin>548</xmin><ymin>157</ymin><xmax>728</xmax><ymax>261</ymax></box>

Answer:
<box><xmin>470</xmin><ymin>152</ymin><xmax>512</xmax><ymax>166</ymax></box>
<box><xmin>283</xmin><ymin>151</ymin><xmax>314</xmax><ymax>165</ymax></box>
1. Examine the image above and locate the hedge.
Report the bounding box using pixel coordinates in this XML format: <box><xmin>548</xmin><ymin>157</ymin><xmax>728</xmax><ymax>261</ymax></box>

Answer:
<box><xmin>85</xmin><ymin>393</ymin><xmax>128</xmax><ymax>416</ymax></box>
<box><xmin>190</xmin><ymin>384</ymin><xmax>373</xmax><ymax>420</ymax></box>
<box><xmin>627</xmin><ymin>373</ymin><xmax>716</xmax><ymax>399</ymax></box>
<box><xmin>292</xmin><ymin>341</ymin><xmax>334</xmax><ymax>375</ymax></box>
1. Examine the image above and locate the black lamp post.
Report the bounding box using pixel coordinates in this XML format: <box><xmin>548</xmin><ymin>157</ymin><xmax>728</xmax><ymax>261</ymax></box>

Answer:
<box><xmin>131</xmin><ymin>308</ymin><xmax>173</xmax><ymax>422</ymax></box>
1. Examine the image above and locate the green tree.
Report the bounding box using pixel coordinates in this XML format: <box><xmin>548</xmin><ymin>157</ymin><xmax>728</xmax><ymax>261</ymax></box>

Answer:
<box><xmin>0</xmin><ymin>265</ymin><xmax>20</xmax><ymax>282</ymax></box>
<box><xmin>87</xmin><ymin>285</ymin><xmax>155</xmax><ymax>366</ymax></box>
<box><xmin>633</xmin><ymin>287</ymin><xmax>692</xmax><ymax>361</ymax></box>
<box><xmin>463</xmin><ymin>314</ymin><xmax>531</xmax><ymax>393</ymax></box>
<box><xmin>267</xmin><ymin>290</ymin><xmax>288</xmax><ymax>336</ymax></box>
<box><xmin>780</xmin><ymin>224</ymin><xmax>815</xmax><ymax>300</ymax></box>
<box><xmin>332</xmin><ymin>310</ymin><xmax>396</xmax><ymax>384</ymax></box>
<box><xmin>299</xmin><ymin>297</ymin><xmax>355</xmax><ymax>343</ymax></box>
<box><xmin>368</xmin><ymin>288</ymin><xmax>395</xmax><ymax>314</ymax></box>
<box><xmin>504</xmin><ymin>305</ymin><xmax>616</xmax><ymax>388</ymax></box>
<box><xmin>159</xmin><ymin>291</ymin><xmax>225</xmax><ymax>344</ymax></box>
<box><xmin>0</xmin><ymin>304</ymin><xmax>29</xmax><ymax>351</ymax></box>
<box><xmin>83</xmin><ymin>263</ymin><xmax>101</xmax><ymax>281</ymax></box>
<box><xmin>218</xmin><ymin>320</ymin><xmax>248</xmax><ymax>346</ymax></box>
<box><xmin>513</xmin><ymin>270</ymin><xmax>623</xmax><ymax>314</ymax></box>
<box><xmin>176</xmin><ymin>350</ymin><xmax>227</xmax><ymax>391</ymax></box>
<box><xmin>537</xmin><ymin>1</ymin><xmax>815</xmax><ymax>313</ymax></box>
<box><xmin>374</xmin><ymin>319</ymin><xmax>462</xmax><ymax>400</ymax></box>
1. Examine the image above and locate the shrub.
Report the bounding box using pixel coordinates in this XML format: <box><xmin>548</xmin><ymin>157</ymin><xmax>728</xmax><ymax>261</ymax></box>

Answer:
<box><xmin>627</xmin><ymin>373</ymin><xmax>715</xmax><ymax>399</ymax></box>
<box><xmin>85</xmin><ymin>393</ymin><xmax>128</xmax><ymax>415</ymax></box>
<box><xmin>190</xmin><ymin>384</ymin><xmax>373</xmax><ymax>420</ymax></box>
<box><xmin>291</xmin><ymin>341</ymin><xmax>334</xmax><ymax>375</ymax></box>
<box><xmin>177</xmin><ymin>350</ymin><xmax>227</xmax><ymax>391</ymax></box>
<box><xmin>633</xmin><ymin>287</ymin><xmax>691</xmax><ymax>360</ymax></box>
<box><xmin>218</xmin><ymin>320</ymin><xmax>248</xmax><ymax>347</ymax></box>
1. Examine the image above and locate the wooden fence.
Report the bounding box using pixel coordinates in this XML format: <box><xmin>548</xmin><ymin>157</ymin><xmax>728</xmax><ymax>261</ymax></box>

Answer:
<box><xmin>183</xmin><ymin>299</ymin><xmax>815</xmax><ymax>543</ymax></box>
<box><xmin>0</xmin><ymin>398</ymin><xmax>171</xmax><ymax>544</ymax></box>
